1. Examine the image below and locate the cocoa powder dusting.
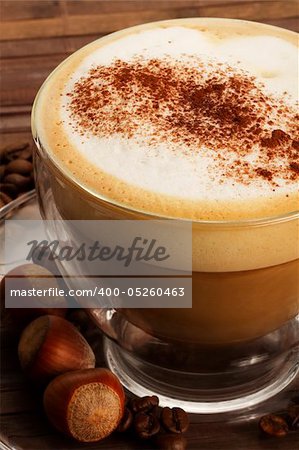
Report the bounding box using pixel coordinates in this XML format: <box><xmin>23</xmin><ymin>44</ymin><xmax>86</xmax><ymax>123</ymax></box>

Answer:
<box><xmin>290</xmin><ymin>162</ymin><xmax>299</xmax><ymax>174</ymax></box>
<box><xmin>67</xmin><ymin>56</ymin><xmax>298</xmax><ymax>187</ymax></box>
<box><xmin>256</xmin><ymin>168</ymin><xmax>273</xmax><ymax>181</ymax></box>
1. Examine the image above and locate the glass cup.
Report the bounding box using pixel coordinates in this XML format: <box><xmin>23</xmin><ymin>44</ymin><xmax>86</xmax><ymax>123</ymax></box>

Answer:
<box><xmin>31</xmin><ymin>145</ymin><xmax>299</xmax><ymax>413</ymax></box>
<box><xmin>31</xmin><ymin>18</ymin><xmax>299</xmax><ymax>413</ymax></box>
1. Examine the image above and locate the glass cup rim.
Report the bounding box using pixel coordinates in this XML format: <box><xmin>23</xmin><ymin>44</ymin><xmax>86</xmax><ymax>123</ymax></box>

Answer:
<box><xmin>32</xmin><ymin>139</ymin><xmax>299</xmax><ymax>227</ymax></box>
<box><xmin>31</xmin><ymin>17</ymin><xmax>299</xmax><ymax>228</ymax></box>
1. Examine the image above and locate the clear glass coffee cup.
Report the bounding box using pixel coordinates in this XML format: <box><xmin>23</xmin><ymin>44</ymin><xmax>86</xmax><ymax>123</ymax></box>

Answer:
<box><xmin>32</xmin><ymin>18</ymin><xmax>299</xmax><ymax>413</ymax></box>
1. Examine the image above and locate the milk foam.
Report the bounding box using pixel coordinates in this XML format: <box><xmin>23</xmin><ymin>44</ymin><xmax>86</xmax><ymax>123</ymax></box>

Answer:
<box><xmin>65</xmin><ymin>28</ymin><xmax>297</xmax><ymax>99</ymax></box>
<box><xmin>33</xmin><ymin>19</ymin><xmax>299</xmax><ymax>222</ymax></box>
<box><xmin>59</xmin><ymin>26</ymin><xmax>298</xmax><ymax>202</ymax></box>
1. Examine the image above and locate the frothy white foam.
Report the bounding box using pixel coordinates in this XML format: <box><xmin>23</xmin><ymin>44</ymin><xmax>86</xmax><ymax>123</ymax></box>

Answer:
<box><xmin>59</xmin><ymin>26</ymin><xmax>298</xmax><ymax>202</ymax></box>
<box><xmin>66</xmin><ymin>28</ymin><xmax>298</xmax><ymax>99</ymax></box>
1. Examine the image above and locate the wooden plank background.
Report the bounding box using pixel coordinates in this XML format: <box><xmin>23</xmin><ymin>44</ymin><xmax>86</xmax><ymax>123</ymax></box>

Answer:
<box><xmin>1</xmin><ymin>1</ymin><xmax>298</xmax><ymax>449</ymax></box>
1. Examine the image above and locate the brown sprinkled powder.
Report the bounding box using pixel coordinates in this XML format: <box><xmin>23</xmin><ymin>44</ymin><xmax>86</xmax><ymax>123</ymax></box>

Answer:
<box><xmin>260</xmin><ymin>129</ymin><xmax>290</xmax><ymax>149</ymax></box>
<box><xmin>256</xmin><ymin>168</ymin><xmax>273</xmax><ymax>181</ymax></box>
<box><xmin>292</xmin><ymin>140</ymin><xmax>299</xmax><ymax>150</ymax></box>
<box><xmin>66</xmin><ymin>56</ymin><xmax>298</xmax><ymax>187</ymax></box>
<box><xmin>290</xmin><ymin>161</ymin><xmax>299</xmax><ymax>173</ymax></box>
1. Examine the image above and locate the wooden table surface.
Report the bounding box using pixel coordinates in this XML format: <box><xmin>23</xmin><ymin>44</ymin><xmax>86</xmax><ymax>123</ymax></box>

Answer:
<box><xmin>1</xmin><ymin>1</ymin><xmax>298</xmax><ymax>449</ymax></box>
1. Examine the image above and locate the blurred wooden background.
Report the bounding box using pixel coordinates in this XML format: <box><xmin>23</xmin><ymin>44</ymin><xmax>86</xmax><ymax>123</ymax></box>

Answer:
<box><xmin>0</xmin><ymin>2</ymin><xmax>299</xmax><ymax>450</ymax></box>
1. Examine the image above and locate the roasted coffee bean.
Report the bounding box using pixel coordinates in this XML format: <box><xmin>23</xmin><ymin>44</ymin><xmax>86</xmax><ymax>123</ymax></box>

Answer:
<box><xmin>3</xmin><ymin>173</ymin><xmax>31</xmax><ymax>190</ymax></box>
<box><xmin>287</xmin><ymin>404</ymin><xmax>299</xmax><ymax>430</ymax></box>
<box><xmin>134</xmin><ymin>411</ymin><xmax>160</xmax><ymax>439</ymax></box>
<box><xmin>0</xmin><ymin>141</ymin><xmax>34</xmax><ymax>207</ymax></box>
<box><xmin>0</xmin><ymin>148</ymin><xmax>6</xmax><ymax>162</ymax></box>
<box><xmin>3</xmin><ymin>147</ymin><xmax>33</xmax><ymax>163</ymax></box>
<box><xmin>5</xmin><ymin>159</ymin><xmax>33</xmax><ymax>175</ymax></box>
<box><xmin>1</xmin><ymin>142</ymin><xmax>31</xmax><ymax>163</ymax></box>
<box><xmin>131</xmin><ymin>395</ymin><xmax>159</xmax><ymax>413</ymax></box>
<box><xmin>17</xmin><ymin>148</ymin><xmax>33</xmax><ymax>161</ymax></box>
<box><xmin>0</xmin><ymin>192</ymin><xmax>12</xmax><ymax>206</ymax></box>
<box><xmin>0</xmin><ymin>165</ymin><xmax>5</xmax><ymax>180</ymax></box>
<box><xmin>117</xmin><ymin>407</ymin><xmax>133</xmax><ymax>432</ymax></box>
<box><xmin>151</xmin><ymin>405</ymin><xmax>160</xmax><ymax>419</ymax></box>
<box><xmin>259</xmin><ymin>414</ymin><xmax>289</xmax><ymax>437</ymax></box>
<box><xmin>0</xmin><ymin>193</ymin><xmax>11</xmax><ymax>208</ymax></box>
<box><xmin>0</xmin><ymin>182</ymin><xmax>18</xmax><ymax>198</ymax></box>
<box><xmin>161</xmin><ymin>407</ymin><xmax>189</xmax><ymax>434</ymax></box>
<box><xmin>155</xmin><ymin>433</ymin><xmax>187</xmax><ymax>450</ymax></box>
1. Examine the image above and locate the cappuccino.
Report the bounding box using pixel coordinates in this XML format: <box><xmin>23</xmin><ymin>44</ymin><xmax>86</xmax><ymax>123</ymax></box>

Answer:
<box><xmin>33</xmin><ymin>19</ymin><xmax>299</xmax><ymax>344</ymax></box>
<box><xmin>34</xmin><ymin>19</ymin><xmax>298</xmax><ymax>221</ymax></box>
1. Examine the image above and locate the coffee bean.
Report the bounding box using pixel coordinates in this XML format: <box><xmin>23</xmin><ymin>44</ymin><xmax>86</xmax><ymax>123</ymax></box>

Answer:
<box><xmin>259</xmin><ymin>414</ymin><xmax>289</xmax><ymax>437</ymax></box>
<box><xmin>0</xmin><ymin>183</ymin><xmax>18</xmax><ymax>198</ymax></box>
<box><xmin>0</xmin><ymin>165</ymin><xmax>5</xmax><ymax>180</ymax></box>
<box><xmin>287</xmin><ymin>404</ymin><xmax>299</xmax><ymax>430</ymax></box>
<box><xmin>131</xmin><ymin>395</ymin><xmax>159</xmax><ymax>413</ymax></box>
<box><xmin>0</xmin><ymin>193</ymin><xmax>11</xmax><ymax>208</ymax></box>
<box><xmin>155</xmin><ymin>433</ymin><xmax>187</xmax><ymax>450</ymax></box>
<box><xmin>5</xmin><ymin>159</ymin><xmax>33</xmax><ymax>175</ymax></box>
<box><xmin>3</xmin><ymin>173</ymin><xmax>31</xmax><ymax>190</ymax></box>
<box><xmin>17</xmin><ymin>148</ymin><xmax>33</xmax><ymax>161</ymax></box>
<box><xmin>134</xmin><ymin>411</ymin><xmax>160</xmax><ymax>439</ymax></box>
<box><xmin>117</xmin><ymin>407</ymin><xmax>133</xmax><ymax>432</ymax></box>
<box><xmin>0</xmin><ymin>141</ymin><xmax>35</xmax><ymax>207</ymax></box>
<box><xmin>161</xmin><ymin>407</ymin><xmax>189</xmax><ymax>434</ymax></box>
<box><xmin>1</xmin><ymin>142</ymin><xmax>31</xmax><ymax>163</ymax></box>
<box><xmin>0</xmin><ymin>192</ymin><xmax>12</xmax><ymax>205</ymax></box>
